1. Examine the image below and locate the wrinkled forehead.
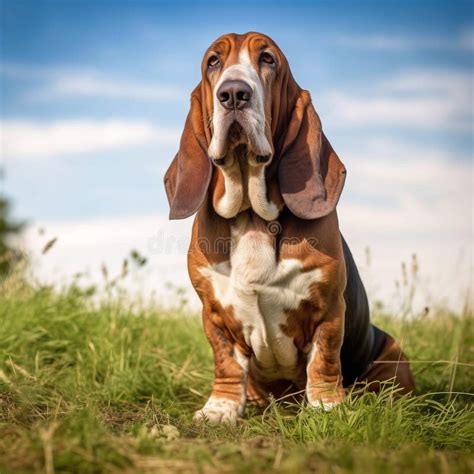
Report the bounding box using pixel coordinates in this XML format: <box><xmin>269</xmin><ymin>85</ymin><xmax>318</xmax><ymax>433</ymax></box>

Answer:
<box><xmin>202</xmin><ymin>32</ymin><xmax>282</xmax><ymax>69</ymax></box>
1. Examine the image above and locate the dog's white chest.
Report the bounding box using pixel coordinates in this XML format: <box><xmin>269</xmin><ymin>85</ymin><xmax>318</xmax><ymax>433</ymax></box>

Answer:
<box><xmin>200</xmin><ymin>215</ymin><xmax>322</xmax><ymax>381</ymax></box>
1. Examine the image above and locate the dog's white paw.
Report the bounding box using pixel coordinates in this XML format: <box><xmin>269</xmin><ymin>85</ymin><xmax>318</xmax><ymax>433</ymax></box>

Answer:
<box><xmin>193</xmin><ymin>397</ymin><xmax>241</xmax><ymax>424</ymax></box>
<box><xmin>307</xmin><ymin>399</ymin><xmax>340</xmax><ymax>411</ymax></box>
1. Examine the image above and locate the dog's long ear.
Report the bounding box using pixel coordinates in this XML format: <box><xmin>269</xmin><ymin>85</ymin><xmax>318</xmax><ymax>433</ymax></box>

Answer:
<box><xmin>278</xmin><ymin>90</ymin><xmax>346</xmax><ymax>220</ymax></box>
<box><xmin>164</xmin><ymin>84</ymin><xmax>212</xmax><ymax>220</ymax></box>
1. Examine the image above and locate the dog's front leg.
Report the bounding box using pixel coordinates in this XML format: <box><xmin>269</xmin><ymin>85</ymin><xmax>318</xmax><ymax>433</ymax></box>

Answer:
<box><xmin>194</xmin><ymin>309</ymin><xmax>249</xmax><ymax>423</ymax></box>
<box><xmin>306</xmin><ymin>294</ymin><xmax>346</xmax><ymax>410</ymax></box>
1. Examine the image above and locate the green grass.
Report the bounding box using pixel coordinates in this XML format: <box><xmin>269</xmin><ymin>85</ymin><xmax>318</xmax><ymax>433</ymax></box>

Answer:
<box><xmin>0</xmin><ymin>280</ymin><xmax>473</xmax><ymax>473</ymax></box>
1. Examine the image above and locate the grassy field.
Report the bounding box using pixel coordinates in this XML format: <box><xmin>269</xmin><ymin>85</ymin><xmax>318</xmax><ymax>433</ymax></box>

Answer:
<box><xmin>0</xmin><ymin>277</ymin><xmax>473</xmax><ymax>474</ymax></box>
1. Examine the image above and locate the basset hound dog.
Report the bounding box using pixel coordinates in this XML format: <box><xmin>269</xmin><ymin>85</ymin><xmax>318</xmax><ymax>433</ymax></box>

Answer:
<box><xmin>164</xmin><ymin>32</ymin><xmax>415</xmax><ymax>423</ymax></box>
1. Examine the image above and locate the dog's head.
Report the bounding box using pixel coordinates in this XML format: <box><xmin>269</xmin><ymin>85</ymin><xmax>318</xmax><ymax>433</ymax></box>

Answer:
<box><xmin>164</xmin><ymin>32</ymin><xmax>346</xmax><ymax>220</ymax></box>
<box><xmin>205</xmin><ymin>32</ymin><xmax>279</xmax><ymax>164</ymax></box>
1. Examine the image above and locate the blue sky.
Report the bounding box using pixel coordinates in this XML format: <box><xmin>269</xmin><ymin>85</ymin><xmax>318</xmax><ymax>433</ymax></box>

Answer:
<box><xmin>0</xmin><ymin>0</ymin><xmax>472</xmax><ymax>310</ymax></box>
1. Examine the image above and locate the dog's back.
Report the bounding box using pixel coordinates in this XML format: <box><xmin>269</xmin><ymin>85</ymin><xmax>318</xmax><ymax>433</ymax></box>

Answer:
<box><xmin>341</xmin><ymin>236</ymin><xmax>386</xmax><ymax>386</ymax></box>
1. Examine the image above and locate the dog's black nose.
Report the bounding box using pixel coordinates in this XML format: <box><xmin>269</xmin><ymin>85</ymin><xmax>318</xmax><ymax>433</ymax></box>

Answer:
<box><xmin>217</xmin><ymin>80</ymin><xmax>252</xmax><ymax>110</ymax></box>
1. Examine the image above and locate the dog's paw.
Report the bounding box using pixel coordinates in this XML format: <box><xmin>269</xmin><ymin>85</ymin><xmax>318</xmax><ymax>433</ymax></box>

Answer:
<box><xmin>307</xmin><ymin>399</ymin><xmax>341</xmax><ymax>411</ymax></box>
<box><xmin>193</xmin><ymin>397</ymin><xmax>241</xmax><ymax>424</ymax></box>
<box><xmin>306</xmin><ymin>385</ymin><xmax>345</xmax><ymax>411</ymax></box>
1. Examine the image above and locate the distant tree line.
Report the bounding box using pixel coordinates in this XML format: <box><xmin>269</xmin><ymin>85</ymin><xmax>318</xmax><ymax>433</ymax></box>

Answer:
<box><xmin>0</xmin><ymin>170</ymin><xmax>24</xmax><ymax>278</ymax></box>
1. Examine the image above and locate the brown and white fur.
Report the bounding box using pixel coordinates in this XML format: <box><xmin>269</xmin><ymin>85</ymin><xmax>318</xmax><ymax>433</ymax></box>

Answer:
<box><xmin>164</xmin><ymin>32</ymin><xmax>415</xmax><ymax>423</ymax></box>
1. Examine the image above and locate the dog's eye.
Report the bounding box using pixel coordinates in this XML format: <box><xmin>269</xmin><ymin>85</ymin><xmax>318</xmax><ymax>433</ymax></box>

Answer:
<box><xmin>208</xmin><ymin>55</ymin><xmax>220</xmax><ymax>68</ymax></box>
<box><xmin>260</xmin><ymin>52</ymin><xmax>275</xmax><ymax>65</ymax></box>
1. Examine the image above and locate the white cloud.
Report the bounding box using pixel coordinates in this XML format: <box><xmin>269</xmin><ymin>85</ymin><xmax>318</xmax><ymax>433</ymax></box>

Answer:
<box><xmin>344</xmin><ymin>137</ymin><xmax>472</xmax><ymax>191</ymax></box>
<box><xmin>33</xmin><ymin>73</ymin><xmax>184</xmax><ymax>102</ymax></box>
<box><xmin>0</xmin><ymin>63</ymin><xmax>185</xmax><ymax>101</ymax></box>
<box><xmin>326</xmin><ymin>93</ymin><xmax>463</xmax><ymax>129</ymax></box>
<box><xmin>335</xmin><ymin>28</ymin><xmax>474</xmax><ymax>51</ymax></box>
<box><xmin>0</xmin><ymin>119</ymin><xmax>180</xmax><ymax>160</ymax></box>
<box><xmin>322</xmin><ymin>70</ymin><xmax>473</xmax><ymax>131</ymax></box>
<box><xmin>19</xmin><ymin>214</ymin><xmax>197</xmax><ymax>307</ymax></box>
<box><xmin>339</xmin><ymin>190</ymin><xmax>472</xmax><ymax>313</ymax></box>
<box><xmin>382</xmin><ymin>70</ymin><xmax>472</xmax><ymax>96</ymax></box>
<box><xmin>339</xmin><ymin>137</ymin><xmax>473</xmax><ymax>233</ymax></box>
<box><xmin>337</xmin><ymin>137</ymin><xmax>472</xmax><ymax>311</ymax></box>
